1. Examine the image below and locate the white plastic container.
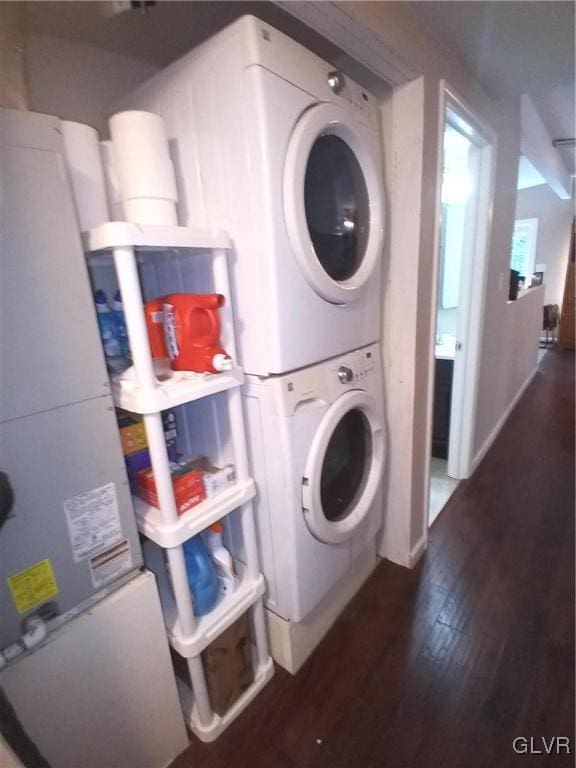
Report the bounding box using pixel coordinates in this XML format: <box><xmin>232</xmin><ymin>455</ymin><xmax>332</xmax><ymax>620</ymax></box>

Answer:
<box><xmin>108</xmin><ymin>110</ymin><xmax>178</xmax><ymax>226</ymax></box>
<box><xmin>61</xmin><ymin>120</ymin><xmax>109</xmax><ymax>231</ymax></box>
<box><xmin>203</xmin><ymin>522</ymin><xmax>237</xmax><ymax>595</ymax></box>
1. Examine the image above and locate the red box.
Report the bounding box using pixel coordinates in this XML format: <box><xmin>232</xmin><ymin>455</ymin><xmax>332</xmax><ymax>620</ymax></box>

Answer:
<box><xmin>136</xmin><ymin>466</ymin><xmax>206</xmax><ymax>515</ymax></box>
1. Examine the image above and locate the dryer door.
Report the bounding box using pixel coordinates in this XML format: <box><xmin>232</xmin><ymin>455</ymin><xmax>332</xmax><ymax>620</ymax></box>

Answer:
<box><xmin>284</xmin><ymin>103</ymin><xmax>384</xmax><ymax>305</ymax></box>
<box><xmin>302</xmin><ymin>390</ymin><xmax>384</xmax><ymax>544</ymax></box>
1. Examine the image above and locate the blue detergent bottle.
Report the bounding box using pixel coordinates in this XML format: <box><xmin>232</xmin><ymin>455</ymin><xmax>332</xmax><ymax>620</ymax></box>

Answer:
<box><xmin>182</xmin><ymin>536</ymin><xmax>220</xmax><ymax>616</ymax></box>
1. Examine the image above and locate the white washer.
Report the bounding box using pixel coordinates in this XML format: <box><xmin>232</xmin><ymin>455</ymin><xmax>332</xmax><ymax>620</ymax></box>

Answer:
<box><xmin>242</xmin><ymin>343</ymin><xmax>385</xmax><ymax>622</ymax></box>
<box><xmin>124</xmin><ymin>15</ymin><xmax>385</xmax><ymax>376</ymax></box>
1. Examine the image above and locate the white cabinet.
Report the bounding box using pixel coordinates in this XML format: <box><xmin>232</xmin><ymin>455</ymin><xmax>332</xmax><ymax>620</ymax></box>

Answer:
<box><xmin>0</xmin><ymin>572</ymin><xmax>189</xmax><ymax>768</ymax></box>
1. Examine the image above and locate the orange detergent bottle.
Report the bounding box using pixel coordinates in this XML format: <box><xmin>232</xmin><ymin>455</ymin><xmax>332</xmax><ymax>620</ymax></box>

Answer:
<box><xmin>145</xmin><ymin>293</ymin><xmax>232</xmax><ymax>373</ymax></box>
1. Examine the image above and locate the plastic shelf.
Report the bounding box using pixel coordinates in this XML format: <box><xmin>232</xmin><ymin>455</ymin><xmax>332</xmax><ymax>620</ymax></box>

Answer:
<box><xmin>144</xmin><ymin>542</ymin><xmax>266</xmax><ymax>658</ymax></box>
<box><xmin>83</xmin><ymin>222</ymin><xmax>231</xmax><ymax>254</ymax></box>
<box><xmin>111</xmin><ymin>366</ymin><xmax>244</xmax><ymax>413</ymax></box>
<box><xmin>85</xmin><ymin>217</ymin><xmax>273</xmax><ymax>739</ymax></box>
<box><xmin>133</xmin><ymin>479</ymin><xmax>257</xmax><ymax>548</ymax></box>
<box><xmin>177</xmin><ymin>655</ymin><xmax>275</xmax><ymax>743</ymax></box>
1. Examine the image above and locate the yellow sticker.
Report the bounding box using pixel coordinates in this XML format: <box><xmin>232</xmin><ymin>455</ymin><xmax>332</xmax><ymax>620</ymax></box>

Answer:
<box><xmin>8</xmin><ymin>559</ymin><xmax>59</xmax><ymax>614</ymax></box>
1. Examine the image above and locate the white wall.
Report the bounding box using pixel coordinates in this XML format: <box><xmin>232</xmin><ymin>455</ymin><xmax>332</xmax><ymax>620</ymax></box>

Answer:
<box><xmin>471</xmin><ymin>96</ymin><xmax>534</xmax><ymax>458</ymax></box>
<box><xmin>334</xmin><ymin>3</ymin><xmax>536</xmax><ymax>562</ymax></box>
<box><xmin>0</xmin><ymin>3</ymin><xmax>28</xmax><ymax>109</ymax></box>
<box><xmin>520</xmin><ymin>94</ymin><xmax>572</xmax><ymax>200</ymax></box>
<box><xmin>473</xmin><ymin>285</ymin><xmax>543</xmax><ymax>462</ymax></box>
<box><xmin>25</xmin><ymin>35</ymin><xmax>157</xmax><ymax>134</ymax></box>
<box><xmin>515</xmin><ymin>184</ymin><xmax>574</xmax><ymax>309</ymax></box>
<box><xmin>379</xmin><ymin>77</ymin><xmax>425</xmax><ymax>565</ymax></box>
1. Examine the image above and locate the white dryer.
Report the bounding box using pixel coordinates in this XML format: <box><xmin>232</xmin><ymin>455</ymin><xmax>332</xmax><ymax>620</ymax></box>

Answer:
<box><xmin>242</xmin><ymin>343</ymin><xmax>385</xmax><ymax>622</ymax></box>
<box><xmin>124</xmin><ymin>15</ymin><xmax>385</xmax><ymax>376</ymax></box>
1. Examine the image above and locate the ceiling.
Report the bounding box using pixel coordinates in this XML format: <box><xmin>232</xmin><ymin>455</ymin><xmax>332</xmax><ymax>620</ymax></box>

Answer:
<box><xmin>22</xmin><ymin>2</ymin><xmax>292</xmax><ymax>66</ymax></box>
<box><xmin>19</xmin><ymin>0</ymin><xmax>575</xmax><ymax>173</ymax></box>
<box><xmin>407</xmin><ymin>1</ymin><xmax>575</xmax><ymax>175</ymax></box>
<box><xmin>20</xmin><ymin>1</ymin><xmax>391</xmax><ymax>97</ymax></box>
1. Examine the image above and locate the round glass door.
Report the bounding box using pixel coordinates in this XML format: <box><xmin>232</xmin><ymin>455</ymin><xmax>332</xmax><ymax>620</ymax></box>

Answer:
<box><xmin>284</xmin><ymin>103</ymin><xmax>385</xmax><ymax>305</ymax></box>
<box><xmin>305</xmin><ymin>135</ymin><xmax>370</xmax><ymax>282</ymax></box>
<box><xmin>320</xmin><ymin>408</ymin><xmax>371</xmax><ymax>521</ymax></box>
<box><xmin>303</xmin><ymin>391</ymin><xmax>385</xmax><ymax>544</ymax></box>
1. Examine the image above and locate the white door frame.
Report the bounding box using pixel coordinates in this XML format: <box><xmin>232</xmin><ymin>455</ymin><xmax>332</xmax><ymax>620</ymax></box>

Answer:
<box><xmin>430</xmin><ymin>82</ymin><xmax>496</xmax><ymax>481</ymax></box>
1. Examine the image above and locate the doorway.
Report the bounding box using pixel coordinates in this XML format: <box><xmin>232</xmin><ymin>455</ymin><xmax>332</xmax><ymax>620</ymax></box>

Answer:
<box><xmin>428</xmin><ymin>85</ymin><xmax>495</xmax><ymax>525</ymax></box>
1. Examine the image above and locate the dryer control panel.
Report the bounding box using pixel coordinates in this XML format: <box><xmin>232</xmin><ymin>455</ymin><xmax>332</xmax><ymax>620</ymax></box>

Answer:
<box><xmin>324</xmin><ymin>69</ymin><xmax>379</xmax><ymax>130</ymax></box>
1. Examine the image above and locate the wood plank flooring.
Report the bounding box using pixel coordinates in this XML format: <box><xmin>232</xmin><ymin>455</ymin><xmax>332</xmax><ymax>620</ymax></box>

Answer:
<box><xmin>173</xmin><ymin>349</ymin><xmax>574</xmax><ymax>768</ymax></box>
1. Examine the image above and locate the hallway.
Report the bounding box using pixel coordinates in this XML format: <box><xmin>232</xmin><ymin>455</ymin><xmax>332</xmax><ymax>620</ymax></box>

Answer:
<box><xmin>174</xmin><ymin>350</ymin><xmax>575</xmax><ymax>768</ymax></box>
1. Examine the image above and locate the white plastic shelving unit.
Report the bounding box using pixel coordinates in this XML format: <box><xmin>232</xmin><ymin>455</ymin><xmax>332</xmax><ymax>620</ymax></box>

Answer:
<box><xmin>84</xmin><ymin>222</ymin><xmax>274</xmax><ymax>742</ymax></box>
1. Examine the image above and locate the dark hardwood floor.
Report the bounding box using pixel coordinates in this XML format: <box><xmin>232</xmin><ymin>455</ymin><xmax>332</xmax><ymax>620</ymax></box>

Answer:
<box><xmin>173</xmin><ymin>349</ymin><xmax>575</xmax><ymax>768</ymax></box>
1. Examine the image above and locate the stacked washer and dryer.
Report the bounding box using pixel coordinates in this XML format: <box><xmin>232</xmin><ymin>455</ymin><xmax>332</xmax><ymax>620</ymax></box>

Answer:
<box><xmin>126</xmin><ymin>15</ymin><xmax>386</xmax><ymax>670</ymax></box>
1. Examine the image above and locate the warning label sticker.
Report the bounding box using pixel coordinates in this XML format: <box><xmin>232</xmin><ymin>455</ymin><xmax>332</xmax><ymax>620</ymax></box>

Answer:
<box><xmin>89</xmin><ymin>539</ymin><xmax>133</xmax><ymax>589</ymax></box>
<box><xmin>8</xmin><ymin>559</ymin><xmax>59</xmax><ymax>614</ymax></box>
<box><xmin>64</xmin><ymin>483</ymin><xmax>122</xmax><ymax>562</ymax></box>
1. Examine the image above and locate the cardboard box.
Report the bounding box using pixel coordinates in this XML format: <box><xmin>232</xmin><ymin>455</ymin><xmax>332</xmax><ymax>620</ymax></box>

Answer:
<box><xmin>124</xmin><ymin>448</ymin><xmax>151</xmax><ymax>491</ymax></box>
<box><xmin>203</xmin><ymin>613</ymin><xmax>253</xmax><ymax>716</ymax></box>
<box><xmin>189</xmin><ymin>457</ymin><xmax>236</xmax><ymax>498</ymax></box>
<box><xmin>119</xmin><ymin>420</ymin><xmax>147</xmax><ymax>455</ymax></box>
<box><xmin>117</xmin><ymin>408</ymin><xmax>178</xmax><ymax>459</ymax></box>
<box><xmin>136</xmin><ymin>465</ymin><xmax>205</xmax><ymax>515</ymax></box>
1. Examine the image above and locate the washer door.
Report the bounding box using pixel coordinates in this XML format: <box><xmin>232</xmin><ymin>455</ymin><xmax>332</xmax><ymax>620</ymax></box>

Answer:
<box><xmin>302</xmin><ymin>390</ymin><xmax>384</xmax><ymax>544</ymax></box>
<box><xmin>284</xmin><ymin>103</ymin><xmax>384</xmax><ymax>305</ymax></box>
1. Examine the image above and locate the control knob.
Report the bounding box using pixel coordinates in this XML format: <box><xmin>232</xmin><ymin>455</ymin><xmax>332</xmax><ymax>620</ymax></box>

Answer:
<box><xmin>327</xmin><ymin>70</ymin><xmax>345</xmax><ymax>94</ymax></box>
<box><xmin>337</xmin><ymin>366</ymin><xmax>353</xmax><ymax>384</ymax></box>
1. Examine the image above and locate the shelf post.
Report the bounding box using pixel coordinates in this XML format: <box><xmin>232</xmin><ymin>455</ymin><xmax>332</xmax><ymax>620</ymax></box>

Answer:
<box><xmin>211</xmin><ymin>248</ymin><xmax>238</xmax><ymax>361</ymax></box>
<box><xmin>227</xmin><ymin>388</ymin><xmax>250</xmax><ymax>481</ymax></box>
<box><xmin>165</xmin><ymin>546</ymin><xmax>197</xmax><ymax>638</ymax></box>
<box><xmin>142</xmin><ymin>413</ymin><xmax>180</xmax><ymax>527</ymax></box>
<box><xmin>228</xmin><ymin>388</ymin><xmax>260</xmax><ymax>580</ymax></box>
<box><xmin>112</xmin><ymin>245</ymin><xmax>157</xmax><ymax>395</ymax></box>
<box><xmin>187</xmin><ymin>656</ymin><xmax>213</xmax><ymax>728</ymax></box>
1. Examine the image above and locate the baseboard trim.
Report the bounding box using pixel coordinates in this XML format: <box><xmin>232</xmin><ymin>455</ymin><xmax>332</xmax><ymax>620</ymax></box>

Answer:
<box><xmin>265</xmin><ymin>543</ymin><xmax>378</xmax><ymax>674</ymax></box>
<box><xmin>472</xmin><ymin>366</ymin><xmax>538</xmax><ymax>472</ymax></box>
<box><xmin>408</xmin><ymin>533</ymin><xmax>427</xmax><ymax>568</ymax></box>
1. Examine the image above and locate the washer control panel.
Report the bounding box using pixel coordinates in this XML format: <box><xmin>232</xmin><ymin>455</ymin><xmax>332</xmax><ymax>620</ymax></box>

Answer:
<box><xmin>267</xmin><ymin>346</ymin><xmax>380</xmax><ymax>416</ymax></box>
<box><xmin>334</xmin><ymin>350</ymin><xmax>375</xmax><ymax>385</ymax></box>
